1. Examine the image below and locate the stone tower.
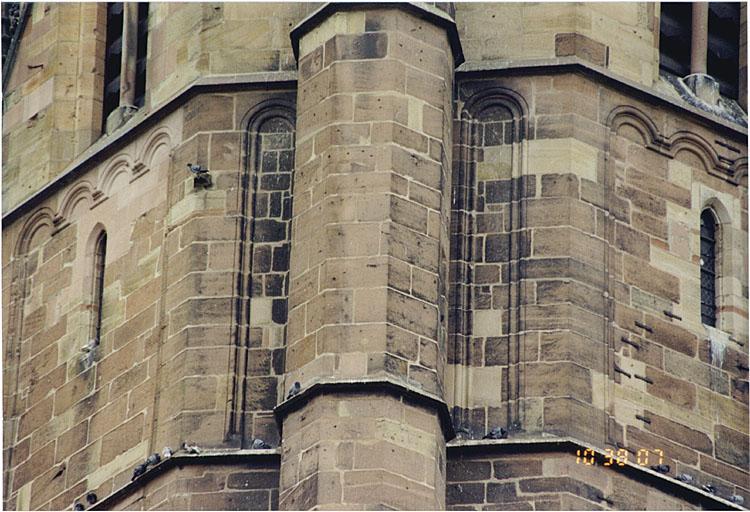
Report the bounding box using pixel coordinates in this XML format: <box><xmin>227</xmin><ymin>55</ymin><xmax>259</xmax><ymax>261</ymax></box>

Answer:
<box><xmin>2</xmin><ymin>2</ymin><xmax>748</xmax><ymax>510</ymax></box>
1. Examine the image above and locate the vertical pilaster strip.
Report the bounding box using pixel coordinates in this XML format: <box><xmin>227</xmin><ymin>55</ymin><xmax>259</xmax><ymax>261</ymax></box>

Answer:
<box><xmin>279</xmin><ymin>4</ymin><xmax>462</xmax><ymax>509</ymax></box>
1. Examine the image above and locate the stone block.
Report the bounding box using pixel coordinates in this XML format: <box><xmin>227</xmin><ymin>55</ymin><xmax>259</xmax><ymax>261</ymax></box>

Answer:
<box><xmin>330</xmin><ymin>59</ymin><xmax>406</xmax><ymax>94</ymax></box>
<box><xmin>324</xmin><ymin>33</ymin><xmax>388</xmax><ymax>65</ymax></box>
<box><xmin>642</xmin><ymin>313</ymin><xmax>697</xmax><ymax>357</ymax></box>
<box><xmin>183</xmin><ymin>94</ymin><xmax>234</xmax><ymax>139</ymax></box>
<box><xmin>100</xmin><ymin>413</ymin><xmax>144</xmax><ymax>465</ymax></box>
<box><xmin>299</xmin><ymin>45</ymin><xmax>324</xmax><ymax>81</ymax></box>
<box><xmin>555</xmin><ymin>33</ymin><xmax>608</xmax><ymax>66</ymax></box>
<box><xmin>645</xmin><ymin>367</ymin><xmax>696</xmax><ymax>408</ymax></box>
<box><xmin>447</xmin><ymin>482</ymin><xmax>485</xmax><ymax>505</ymax></box>
<box><xmin>541</xmin><ymin>173</ymin><xmax>579</xmax><ymax>198</ymax></box>
<box><xmin>625</xmin><ymin>168</ymin><xmax>691</xmax><ymax>209</ymax></box>
<box><xmin>615</xmin><ymin>222</ymin><xmax>650</xmax><ymax>260</ymax></box>
<box><xmin>525</xmin><ymin>362</ymin><xmax>592</xmax><ymax>403</ymax></box>
<box><xmin>518</xmin><ymin>476</ymin><xmax>602</xmax><ymax>503</ymax></box>
<box><xmin>446</xmin><ymin>460</ymin><xmax>491</xmax><ymax>482</ymax></box>
<box><xmin>622</xmin><ymin>256</ymin><xmax>680</xmax><ymax>304</ymax></box>
<box><xmin>715</xmin><ymin>425</ymin><xmax>749</xmax><ymax>467</ymax></box>
<box><xmin>486</xmin><ymin>482</ymin><xmax>518</xmax><ymax>502</ymax></box>
<box><xmin>493</xmin><ymin>459</ymin><xmax>543</xmax><ymax>479</ymax></box>
<box><xmin>353</xmin><ymin>93</ymin><xmax>409</xmax><ymax>125</ymax></box>
<box><xmin>644</xmin><ymin>412</ymin><xmax>712</xmax><ymax>455</ymax></box>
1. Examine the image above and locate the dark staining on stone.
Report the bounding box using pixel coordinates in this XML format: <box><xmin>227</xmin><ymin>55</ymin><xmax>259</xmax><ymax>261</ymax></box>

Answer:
<box><xmin>272</xmin><ymin>299</ymin><xmax>288</xmax><ymax>324</ymax></box>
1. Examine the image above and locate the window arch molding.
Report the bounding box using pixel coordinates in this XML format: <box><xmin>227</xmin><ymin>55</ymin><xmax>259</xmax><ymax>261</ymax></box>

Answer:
<box><xmin>698</xmin><ymin>197</ymin><xmax>733</xmax><ymax>330</ymax></box>
<box><xmin>226</xmin><ymin>98</ymin><xmax>296</xmax><ymax>445</ymax></box>
<box><xmin>84</xmin><ymin>224</ymin><xmax>108</xmax><ymax>349</ymax></box>
<box><xmin>449</xmin><ymin>84</ymin><xmax>530</xmax><ymax>436</ymax></box>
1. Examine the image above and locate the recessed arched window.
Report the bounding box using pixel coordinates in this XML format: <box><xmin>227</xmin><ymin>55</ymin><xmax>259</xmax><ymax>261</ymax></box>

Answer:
<box><xmin>91</xmin><ymin>231</ymin><xmax>107</xmax><ymax>344</ymax></box>
<box><xmin>699</xmin><ymin>209</ymin><xmax>718</xmax><ymax>326</ymax></box>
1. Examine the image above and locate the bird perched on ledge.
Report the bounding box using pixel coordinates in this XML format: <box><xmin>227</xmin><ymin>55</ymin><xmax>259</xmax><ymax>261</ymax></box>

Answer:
<box><xmin>676</xmin><ymin>473</ymin><xmax>695</xmax><ymax>484</ymax></box>
<box><xmin>251</xmin><ymin>438</ymin><xmax>271</xmax><ymax>449</ymax></box>
<box><xmin>145</xmin><ymin>452</ymin><xmax>161</xmax><ymax>467</ymax></box>
<box><xmin>701</xmin><ymin>483</ymin><xmax>716</xmax><ymax>494</ymax></box>
<box><xmin>182</xmin><ymin>441</ymin><xmax>201</xmax><ymax>455</ymax></box>
<box><xmin>454</xmin><ymin>427</ymin><xmax>473</xmax><ymax>440</ymax></box>
<box><xmin>85</xmin><ymin>492</ymin><xmax>98</xmax><ymax>506</ymax></box>
<box><xmin>650</xmin><ymin>464</ymin><xmax>670</xmax><ymax>474</ymax></box>
<box><xmin>286</xmin><ymin>381</ymin><xmax>301</xmax><ymax>400</ymax></box>
<box><xmin>131</xmin><ymin>462</ymin><xmax>147</xmax><ymax>481</ymax></box>
<box><xmin>483</xmin><ymin>427</ymin><xmax>508</xmax><ymax>440</ymax></box>
<box><xmin>162</xmin><ymin>446</ymin><xmax>173</xmax><ymax>459</ymax></box>
<box><xmin>186</xmin><ymin>163</ymin><xmax>212</xmax><ymax>188</ymax></box>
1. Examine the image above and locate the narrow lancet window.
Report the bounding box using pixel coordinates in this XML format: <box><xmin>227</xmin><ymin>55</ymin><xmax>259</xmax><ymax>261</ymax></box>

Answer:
<box><xmin>700</xmin><ymin>209</ymin><xmax>718</xmax><ymax>326</ymax></box>
<box><xmin>91</xmin><ymin>232</ymin><xmax>107</xmax><ymax>345</ymax></box>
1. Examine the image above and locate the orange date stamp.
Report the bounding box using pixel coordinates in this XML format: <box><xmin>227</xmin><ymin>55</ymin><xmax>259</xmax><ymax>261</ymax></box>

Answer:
<box><xmin>576</xmin><ymin>448</ymin><xmax>664</xmax><ymax>467</ymax></box>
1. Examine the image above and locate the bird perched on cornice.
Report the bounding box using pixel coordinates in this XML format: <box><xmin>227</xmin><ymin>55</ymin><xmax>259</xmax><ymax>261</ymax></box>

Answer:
<box><xmin>650</xmin><ymin>464</ymin><xmax>670</xmax><ymax>474</ymax></box>
<box><xmin>162</xmin><ymin>446</ymin><xmax>173</xmax><ymax>459</ymax></box>
<box><xmin>251</xmin><ymin>438</ymin><xmax>271</xmax><ymax>449</ymax></box>
<box><xmin>286</xmin><ymin>381</ymin><xmax>301</xmax><ymax>400</ymax></box>
<box><xmin>702</xmin><ymin>483</ymin><xmax>716</xmax><ymax>494</ymax></box>
<box><xmin>676</xmin><ymin>473</ymin><xmax>695</xmax><ymax>484</ymax></box>
<box><xmin>454</xmin><ymin>427</ymin><xmax>473</xmax><ymax>440</ymax></box>
<box><xmin>182</xmin><ymin>441</ymin><xmax>201</xmax><ymax>455</ymax></box>
<box><xmin>73</xmin><ymin>502</ymin><xmax>84</xmax><ymax>511</ymax></box>
<box><xmin>85</xmin><ymin>492</ymin><xmax>97</xmax><ymax>506</ymax></box>
<box><xmin>483</xmin><ymin>427</ymin><xmax>508</xmax><ymax>440</ymax></box>
<box><xmin>186</xmin><ymin>163</ymin><xmax>211</xmax><ymax>187</ymax></box>
<box><xmin>730</xmin><ymin>495</ymin><xmax>745</xmax><ymax>506</ymax></box>
<box><xmin>145</xmin><ymin>453</ymin><xmax>161</xmax><ymax>467</ymax></box>
<box><xmin>131</xmin><ymin>462</ymin><xmax>147</xmax><ymax>481</ymax></box>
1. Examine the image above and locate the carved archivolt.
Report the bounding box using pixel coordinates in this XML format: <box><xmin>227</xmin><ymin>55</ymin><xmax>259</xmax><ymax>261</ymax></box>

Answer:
<box><xmin>607</xmin><ymin>105</ymin><xmax>746</xmax><ymax>184</ymax></box>
<box><xmin>450</xmin><ymin>85</ymin><xmax>530</xmax><ymax>432</ymax></box>
<box><xmin>12</xmin><ymin>126</ymin><xmax>174</xmax><ymax>260</ymax></box>
<box><xmin>12</xmin><ymin>206</ymin><xmax>55</xmax><ymax>258</ymax></box>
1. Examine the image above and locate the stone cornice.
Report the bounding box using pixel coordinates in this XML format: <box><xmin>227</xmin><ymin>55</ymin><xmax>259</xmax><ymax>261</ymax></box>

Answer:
<box><xmin>90</xmin><ymin>449</ymin><xmax>281</xmax><ymax>511</ymax></box>
<box><xmin>457</xmin><ymin>56</ymin><xmax>748</xmax><ymax>138</ymax></box>
<box><xmin>447</xmin><ymin>436</ymin><xmax>744</xmax><ymax>511</ymax></box>
<box><xmin>273</xmin><ymin>376</ymin><xmax>456</xmax><ymax>442</ymax></box>
<box><xmin>289</xmin><ymin>2</ymin><xmax>464</xmax><ymax>66</ymax></box>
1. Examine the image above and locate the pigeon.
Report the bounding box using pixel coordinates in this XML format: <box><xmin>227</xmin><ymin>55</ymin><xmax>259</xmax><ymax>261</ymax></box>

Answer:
<box><xmin>132</xmin><ymin>462</ymin><xmax>148</xmax><ymax>481</ymax></box>
<box><xmin>286</xmin><ymin>381</ymin><xmax>301</xmax><ymax>400</ymax></box>
<box><xmin>483</xmin><ymin>427</ymin><xmax>508</xmax><ymax>440</ymax></box>
<box><xmin>73</xmin><ymin>503</ymin><xmax>84</xmax><ymax>511</ymax></box>
<box><xmin>730</xmin><ymin>495</ymin><xmax>745</xmax><ymax>506</ymax></box>
<box><xmin>676</xmin><ymin>473</ymin><xmax>695</xmax><ymax>484</ymax></box>
<box><xmin>162</xmin><ymin>446</ymin><xmax>173</xmax><ymax>459</ymax></box>
<box><xmin>187</xmin><ymin>163</ymin><xmax>212</xmax><ymax>187</ymax></box>
<box><xmin>145</xmin><ymin>452</ymin><xmax>161</xmax><ymax>467</ymax></box>
<box><xmin>251</xmin><ymin>438</ymin><xmax>271</xmax><ymax>449</ymax></box>
<box><xmin>182</xmin><ymin>441</ymin><xmax>201</xmax><ymax>455</ymax></box>
<box><xmin>85</xmin><ymin>492</ymin><xmax>98</xmax><ymax>505</ymax></box>
<box><xmin>702</xmin><ymin>484</ymin><xmax>716</xmax><ymax>494</ymax></box>
<box><xmin>454</xmin><ymin>427</ymin><xmax>472</xmax><ymax>440</ymax></box>
<box><xmin>187</xmin><ymin>163</ymin><xmax>206</xmax><ymax>175</ymax></box>
<box><xmin>650</xmin><ymin>464</ymin><xmax>670</xmax><ymax>474</ymax></box>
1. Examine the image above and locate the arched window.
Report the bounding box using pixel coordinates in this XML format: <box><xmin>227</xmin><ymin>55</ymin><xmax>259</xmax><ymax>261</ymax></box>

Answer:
<box><xmin>700</xmin><ymin>209</ymin><xmax>718</xmax><ymax>326</ymax></box>
<box><xmin>91</xmin><ymin>231</ymin><xmax>107</xmax><ymax>344</ymax></box>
